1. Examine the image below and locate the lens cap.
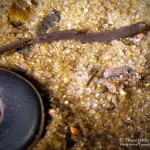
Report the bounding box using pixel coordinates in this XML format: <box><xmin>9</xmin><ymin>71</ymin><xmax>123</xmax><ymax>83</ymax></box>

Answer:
<box><xmin>0</xmin><ymin>69</ymin><xmax>44</xmax><ymax>150</ymax></box>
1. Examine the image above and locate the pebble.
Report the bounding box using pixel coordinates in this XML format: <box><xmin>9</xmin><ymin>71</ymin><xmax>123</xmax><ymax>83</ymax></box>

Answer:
<box><xmin>107</xmin><ymin>144</ymin><xmax>119</xmax><ymax>150</ymax></box>
<box><xmin>138</xmin><ymin>68</ymin><xmax>145</xmax><ymax>74</ymax></box>
<box><xmin>36</xmin><ymin>9</ymin><xmax>61</xmax><ymax>34</ymax></box>
<box><xmin>99</xmin><ymin>78</ymin><xmax>117</xmax><ymax>93</ymax></box>
<box><xmin>8</xmin><ymin>0</ymin><xmax>37</xmax><ymax>27</ymax></box>
<box><xmin>70</xmin><ymin>126</ymin><xmax>80</xmax><ymax>136</ymax></box>
<box><xmin>104</xmin><ymin>81</ymin><xmax>117</xmax><ymax>93</ymax></box>
<box><xmin>89</xmin><ymin>109</ymin><xmax>96</xmax><ymax>115</ymax></box>
<box><xmin>136</xmin><ymin>33</ymin><xmax>145</xmax><ymax>39</ymax></box>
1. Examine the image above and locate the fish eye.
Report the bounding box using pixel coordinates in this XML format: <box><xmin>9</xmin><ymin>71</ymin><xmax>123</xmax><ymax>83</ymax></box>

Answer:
<box><xmin>127</xmin><ymin>68</ymin><xmax>133</xmax><ymax>73</ymax></box>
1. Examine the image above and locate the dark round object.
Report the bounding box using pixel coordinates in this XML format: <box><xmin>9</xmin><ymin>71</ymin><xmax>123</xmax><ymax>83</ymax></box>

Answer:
<box><xmin>0</xmin><ymin>69</ymin><xmax>44</xmax><ymax>150</ymax></box>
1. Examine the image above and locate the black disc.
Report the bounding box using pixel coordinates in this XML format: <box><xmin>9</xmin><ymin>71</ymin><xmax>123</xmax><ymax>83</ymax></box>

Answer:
<box><xmin>0</xmin><ymin>69</ymin><xmax>44</xmax><ymax>150</ymax></box>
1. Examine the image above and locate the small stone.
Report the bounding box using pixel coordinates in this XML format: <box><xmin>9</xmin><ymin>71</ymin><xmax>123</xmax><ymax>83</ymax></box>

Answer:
<box><xmin>84</xmin><ymin>102</ymin><xmax>90</xmax><ymax>109</ymax></box>
<box><xmin>64</xmin><ymin>101</ymin><xmax>69</xmax><ymax>105</ymax></box>
<box><xmin>89</xmin><ymin>109</ymin><xmax>95</xmax><ymax>115</ymax></box>
<box><xmin>36</xmin><ymin>9</ymin><xmax>61</xmax><ymax>34</ymax></box>
<box><xmin>119</xmin><ymin>89</ymin><xmax>126</xmax><ymax>95</ymax></box>
<box><xmin>105</xmin><ymin>81</ymin><xmax>117</xmax><ymax>93</ymax></box>
<box><xmin>136</xmin><ymin>33</ymin><xmax>145</xmax><ymax>39</ymax></box>
<box><xmin>70</xmin><ymin>126</ymin><xmax>80</xmax><ymax>136</ymax></box>
<box><xmin>107</xmin><ymin>144</ymin><xmax>118</xmax><ymax>150</ymax></box>
<box><xmin>8</xmin><ymin>0</ymin><xmax>37</xmax><ymax>27</ymax></box>
<box><xmin>138</xmin><ymin>68</ymin><xmax>145</xmax><ymax>74</ymax></box>
<box><xmin>96</xmin><ymin>85</ymin><xmax>107</xmax><ymax>93</ymax></box>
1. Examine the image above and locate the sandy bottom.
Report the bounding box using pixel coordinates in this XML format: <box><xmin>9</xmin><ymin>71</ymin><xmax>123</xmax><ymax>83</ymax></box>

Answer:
<box><xmin>0</xmin><ymin>0</ymin><xmax>150</xmax><ymax>149</ymax></box>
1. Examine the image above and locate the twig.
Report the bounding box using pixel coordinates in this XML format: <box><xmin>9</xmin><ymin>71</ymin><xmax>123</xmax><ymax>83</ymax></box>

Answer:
<box><xmin>76</xmin><ymin>22</ymin><xmax>148</xmax><ymax>43</ymax></box>
<box><xmin>86</xmin><ymin>69</ymin><xmax>100</xmax><ymax>86</ymax></box>
<box><xmin>32</xmin><ymin>30</ymin><xmax>77</xmax><ymax>44</ymax></box>
<box><xmin>0</xmin><ymin>22</ymin><xmax>148</xmax><ymax>55</ymax></box>
<box><xmin>33</xmin><ymin>22</ymin><xmax>148</xmax><ymax>44</ymax></box>
<box><xmin>0</xmin><ymin>38</ymin><xmax>30</xmax><ymax>55</ymax></box>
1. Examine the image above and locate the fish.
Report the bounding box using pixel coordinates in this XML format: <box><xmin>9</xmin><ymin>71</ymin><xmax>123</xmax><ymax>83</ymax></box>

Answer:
<box><xmin>103</xmin><ymin>65</ymin><xmax>133</xmax><ymax>78</ymax></box>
